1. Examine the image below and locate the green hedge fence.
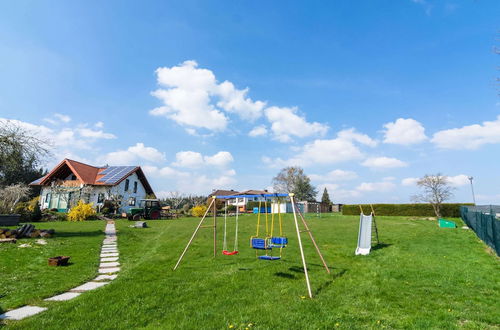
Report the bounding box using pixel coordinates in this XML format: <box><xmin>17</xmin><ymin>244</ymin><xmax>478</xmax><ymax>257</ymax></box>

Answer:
<box><xmin>342</xmin><ymin>203</ymin><xmax>473</xmax><ymax>217</ymax></box>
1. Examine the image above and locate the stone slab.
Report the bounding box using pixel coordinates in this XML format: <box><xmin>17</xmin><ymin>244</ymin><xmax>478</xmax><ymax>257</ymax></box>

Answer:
<box><xmin>98</xmin><ymin>267</ymin><xmax>120</xmax><ymax>274</ymax></box>
<box><xmin>44</xmin><ymin>292</ymin><xmax>81</xmax><ymax>301</ymax></box>
<box><xmin>70</xmin><ymin>281</ymin><xmax>109</xmax><ymax>292</ymax></box>
<box><xmin>0</xmin><ymin>306</ymin><xmax>47</xmax><ymax>320</ymax></box>
<box><xmin>100</xmin><ymin>261</ymin><xmax>120</xmax><ymax>268</ymax></box>
<box><xmin>102</xmin><ymin>244</ymin><xmax>117</xmax><ymax>247</ymax></box>
<box><xmin>94</xmin><ymin>274</ymin><xmax>118</xmax><ymax>281</ymax></box>
<box><xmin>101</xmin><ymin>250</ymin><xmax>118</xmax><ymax>254</ymax></box>
<box><xmin>100</xmin><ymin>252</ymin><xmax>119</xmax><ymax>257</ymax></box>
<box><xmin>101</xmin><ymin>257</ymin><xmax>119</xmax><ymax>262</ymax></box>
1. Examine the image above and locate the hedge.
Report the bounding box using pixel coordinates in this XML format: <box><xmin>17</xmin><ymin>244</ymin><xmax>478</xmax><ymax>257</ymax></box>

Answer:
<box><xmin>342</xmin><ymin>203</ymin><xmax>473</xmax><ymax>217</ymax></box>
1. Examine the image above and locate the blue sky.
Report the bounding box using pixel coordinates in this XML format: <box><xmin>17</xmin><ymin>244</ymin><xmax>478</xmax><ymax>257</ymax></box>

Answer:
<box><xmin>1</xmin><ymin>0</ymin><xmax>499</xmax><ymax>203</ymax></box>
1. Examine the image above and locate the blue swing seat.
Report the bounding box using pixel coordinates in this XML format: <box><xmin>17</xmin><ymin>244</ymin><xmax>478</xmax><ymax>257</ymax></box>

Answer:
<box><xmin>268</xmin><ymin>237</ymin><xmax>288</xmax><ymax>248</ymax></box>
<box><xmin>251</xmin><ymin>238</ymin><xmax>271</xmax><ymax>250</ymax></box>
<box><xmin>258</xmin><ymin>255</ymin><xmax>281</xmax><ymax>260</ymax></box>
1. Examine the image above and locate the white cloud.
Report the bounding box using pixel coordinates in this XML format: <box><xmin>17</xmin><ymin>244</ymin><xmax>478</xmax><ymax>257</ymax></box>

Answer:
<box><xmin>101</xmin><ymin>143</ymin><xmax>166</xmax><ymax>165</ymax></box>
<box><xmin>142</xmin><ymin>165</ymin><xmax>189</xmax><ymax>179</ymax></box>
<box><xmin>173</xmin><ymin>150</ymin><xmax>234</xmax><ymax>168</ymax></box>
<box><xmin>401</xmin><ymin>177</ymin><xmax>419</xmax><ymax>186</ymax></box>
<box><xmin>43</xmin><ymin>118</ymin><xmax>58</xmax><ymax>125</ymax></box>
<box><xmin>150</xmin><ymin>60</ymin><xmax>265</xmax><ymax>132</ymax></box>
<box><xmin>77</xmin><ymin>128</ymin><xmax>116</xmax><ymax>139</ymax></box>
<box><xmin>263</xmin><ymin>128</ymin><xmax>376</xmax><ymax>167</ymax></box>
<box><xmin>204</xmin><ymin>151</ymin><xmax>234</xmax><ymax>167</ymax></box>
<box><xmin>447</xmin><ymin>174</ymin><xmax>470</xmax><ymax>187</ymax></box>
<box><xmin>248</xmin><ymin>125</ymin><xmax>268</xmax><ymax>137</ymax></box>
<box><xmin>383</xmin><ymin>118</ymin><xmax>427</xmax><ymax>145</ymax></box>
<box><xmin>216</xmin><ymin>81</ymin><xmax>266</xmax><ymax>120</ymax></box>
<box><xmin>316</xmin><ymin>183</ymin><xmax>361</xmax><ymax>203</ymax></box>
<box><xmin>172</xmin><ymin>151</ymin><xmax>204</xmax><ymax>168</ymax></box>
<box><xmin>310</xmin><ymin>169</ymin><xmax>358</xmax><ymax>182</ymax></box>
<box><xmin>356</xmin><ymin>181</ymin><xmax>396</xmax><ymax>192</ymax></box>
<box><xmin>54</xmin><ymin>113</ymin><xmax>71</xmax><ymax>123</ymax></box>
<box><xmin>94</xmin><ymin>121</ymin><xmax>104</xmax><ymax>128</ymax></box>
<box><xmin>401</xmin><ymin>175</ymin><xmax>469</xmax><ymax>187</ymax></box>
<box><xmin>337</xmin><ymin>128</ymin><xmax>377</xmax><ymax>147</ymax></box>
<box><xmin>431</xmin><ymin>115</ymin><xmax>500</xmax><ymax>150</ymax></box>
<box><xmin>0</xmin><ymin>118</ymin><xmax>114</xmax><ymax>151</ymax></box>
<box><xmin>362</xmin><ymin>156</ymin><xmax>408</xmax><ymax>169</ymax></box>
<box><xmin>264</xmin><ymin>106</ymin><xmax>328</xmax><ymax>142</ymax></box>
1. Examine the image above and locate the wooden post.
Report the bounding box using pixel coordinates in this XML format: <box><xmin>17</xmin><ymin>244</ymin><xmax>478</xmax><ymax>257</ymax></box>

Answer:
<box><xmin>294</xmin><ymin>203</ymin><xmax>331</xmax><ymax>274</ymax></box>
<box><xmin>213</xmin><ymin>196</ymin><xmax>217</xmax><ymax>257</ymax></box>
<box><xmin>290</xmin><ymin>194</ymin><xmax>313</xmax><ymax>299</ymax></box>
<box><xmin>173</xmin><ymin>197</ymin><xmax>215</xmax><ymax>270</ymax></box>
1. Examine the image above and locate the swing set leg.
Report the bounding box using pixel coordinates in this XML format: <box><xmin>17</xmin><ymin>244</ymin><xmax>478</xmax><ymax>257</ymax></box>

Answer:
<box><xmin>291</xmin><ymin>195</ymin><xmax>313</xmax><ymax>299</ymax></box>
<box><xmin>294</xmin><ymin>203</ymin><xmax>331</xmax><ymax>274</ymax></box>
<box><xmin>173</xmin><ymin>198</ymin><xmax>216</xmax><ymax>270</ymax></box>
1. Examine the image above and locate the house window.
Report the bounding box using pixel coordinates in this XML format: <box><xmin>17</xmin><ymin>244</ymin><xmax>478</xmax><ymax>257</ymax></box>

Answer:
<box><xmin>124</xmin><ymin>179</ymin><xmax>129</xmax><ymax>191</ymax></box>
<box><xmin>97</xmin><ymin>193</ymin><xmax>104</xmax><ymax>203</ymax></box>
<box><xmin>133</xmin><ymin>181</ymin><xmax>138</xmax><ymax>193</ymax></box>
<box><xmin>71</xmin><ymin>175</ymin><xmax>76</xmax><ymax>180</ymax></box>
<box><xmin>128</xmin><ymin>197</ymin><xmax>136</xmax><ymax>206</ymax></box>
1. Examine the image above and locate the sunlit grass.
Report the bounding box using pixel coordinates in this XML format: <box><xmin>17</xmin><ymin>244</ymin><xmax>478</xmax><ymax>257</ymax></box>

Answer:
<box><xmin>2</xmin><ymin>214</ymin><xmax>499</xmax><ymax>329</ymax></box>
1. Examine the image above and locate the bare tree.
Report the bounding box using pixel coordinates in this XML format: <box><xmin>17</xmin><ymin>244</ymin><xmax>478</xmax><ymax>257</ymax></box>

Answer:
<box><xmin>0</xmin><ymin>183</ymin><xmax>31</xmax><ymax>213</ymax></box>
<box><xmin>0</xmin><ymin>120</ymin><xmax>51</xmax><ymax>188</ymax></box>
<box><xmin>167</xmin><ymin>191</ymin><xmax>185</xmax><ymax>211</ymax></box>
<box><xmin>412</xmin><ymin>173</ymin><xmax>454</xmax><ymax>217</ymax></box>
<box><xmin>272</xmin><ymin>166</ymin><xmax>317</xmax><ymax>201</ymax></box>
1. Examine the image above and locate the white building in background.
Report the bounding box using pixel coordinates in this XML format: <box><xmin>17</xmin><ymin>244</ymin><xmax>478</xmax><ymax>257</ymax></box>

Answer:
<box><xmin>30</xmin><ymin>158</ymin><xmax>155</xmax><ymax>213</ymax></box>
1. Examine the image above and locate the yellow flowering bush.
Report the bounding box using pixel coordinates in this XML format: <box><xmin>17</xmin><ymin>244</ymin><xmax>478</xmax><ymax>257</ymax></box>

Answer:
<box><xmin>191</xmin><ymin>205</ymin><xmax>207</xmax><ymax>217</ymax></box>
<box><xmin>68</xmin><ymin>200</ymin><xmax>96</xmax><ymax>221</ymax></box>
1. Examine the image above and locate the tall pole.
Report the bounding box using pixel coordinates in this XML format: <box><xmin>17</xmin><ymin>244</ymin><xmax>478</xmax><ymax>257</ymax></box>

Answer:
<box><xmin>468</xmin><ymin>176</ymin><xmax>476</xmax><ymax>205</ymax></box>
<box><xmin>290</xmin><ymin>194</ymin><xmax>313</xmax><ymax>299</ymax></box>
<box><xmin>213</xmin><ymin>196</ymin><xmax>217</xmax><ymax>257</ymax></box>
<box><xmin>173</xmin><ymin>197</ymin><xmax>215</xmax><ymax>270</ymax></box>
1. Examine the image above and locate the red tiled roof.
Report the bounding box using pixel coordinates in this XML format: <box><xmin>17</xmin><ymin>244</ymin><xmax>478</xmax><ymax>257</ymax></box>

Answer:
<box><xmin>30</xmin><ymin>159</ymin><xmax>154</xmax><ymax>195</ymax></box>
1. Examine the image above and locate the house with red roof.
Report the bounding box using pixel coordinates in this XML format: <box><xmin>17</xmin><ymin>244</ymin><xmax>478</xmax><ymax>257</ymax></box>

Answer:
<box><xmin>30</xmin><ymin>159</ymin><xmax>155</xmax><ymax>212</ymax></box>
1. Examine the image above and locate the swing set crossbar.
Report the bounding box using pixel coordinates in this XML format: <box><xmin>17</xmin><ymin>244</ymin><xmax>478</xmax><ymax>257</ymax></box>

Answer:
<box><xmin>215</xmin><ymin>193</ymin><xmax>288</xmax><ymax>199</ymax></box>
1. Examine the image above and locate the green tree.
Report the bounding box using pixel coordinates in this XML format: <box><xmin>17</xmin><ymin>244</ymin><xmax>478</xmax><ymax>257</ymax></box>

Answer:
<box><xmin>272</xmin><ymin>166</ymin><xmax>317</xmax><ymax>201</ymax></box>
<box><xmin>321</xmin><ymin>187</ymin><xmax>332</xmax><ymax>205</ymax></box>
<box><xmin>0</xmin><ymin>121</ymin><xmax>49</xmax><ymax>192</ymax></box>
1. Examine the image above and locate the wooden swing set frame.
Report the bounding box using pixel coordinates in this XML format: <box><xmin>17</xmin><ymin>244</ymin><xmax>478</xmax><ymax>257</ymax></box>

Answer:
<box><xmin>173</xmin><ymin>193</ymin><xmax>330</xmax><ymax>298</ymax></box>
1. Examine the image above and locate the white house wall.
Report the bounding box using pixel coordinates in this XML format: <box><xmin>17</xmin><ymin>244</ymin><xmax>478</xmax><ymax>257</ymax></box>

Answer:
<box><xmin>39</xmin><ymin>171</ymin><xmax>148</xmax><ymax>213</ymax></box>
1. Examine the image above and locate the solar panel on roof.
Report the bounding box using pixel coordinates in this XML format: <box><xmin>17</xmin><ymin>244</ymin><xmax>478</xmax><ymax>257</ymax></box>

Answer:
<box><xmin>97</xmin><ymin>166</ymin><xmax>136</xmax><ymax>184</ymax></box>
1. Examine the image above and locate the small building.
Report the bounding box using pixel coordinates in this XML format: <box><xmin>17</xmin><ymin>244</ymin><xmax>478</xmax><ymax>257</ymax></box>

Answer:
<box><xmin>30</xmin><ymin>159</ymin><xmax>155</xmax><ymax>213</ymax></box>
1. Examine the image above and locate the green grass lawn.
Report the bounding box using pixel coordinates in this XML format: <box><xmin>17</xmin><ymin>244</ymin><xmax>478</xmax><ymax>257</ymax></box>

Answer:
<box><xmin>2</xmin><ymin>214</ymin><xmax>499</xmax><ymax>329</ymax></box>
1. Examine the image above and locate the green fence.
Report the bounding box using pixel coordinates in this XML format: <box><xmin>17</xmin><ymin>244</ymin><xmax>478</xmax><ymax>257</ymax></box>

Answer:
<box><xmin>342</xmin><ymin>203</ymin><xmax>471</xmax><ymax>217</ymax></box>
<box><xmin>460</xmin><ymin>205</ymin><xmax>500</xmax><ymax>256</ymax></box>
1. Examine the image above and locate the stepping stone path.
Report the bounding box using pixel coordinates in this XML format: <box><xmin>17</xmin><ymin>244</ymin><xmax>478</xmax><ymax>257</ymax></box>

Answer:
<box><xmin>0</xmin><ymin>221</ymin><xmax>120</xmax><ymax>322</ymax></box>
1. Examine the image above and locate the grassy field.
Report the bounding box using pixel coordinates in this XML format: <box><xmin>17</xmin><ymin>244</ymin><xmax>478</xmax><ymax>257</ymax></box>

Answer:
<box><xmin>1</xmin><ymin>214</ymin><xmax>499</xmax><ymax>329</ymax></box>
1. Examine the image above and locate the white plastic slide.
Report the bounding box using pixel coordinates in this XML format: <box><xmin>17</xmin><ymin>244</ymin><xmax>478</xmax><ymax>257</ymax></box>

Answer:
<box><xmin>355</xmin><ymin>213</ymin><xmax>373</xmax><ymax>255</ymax></box>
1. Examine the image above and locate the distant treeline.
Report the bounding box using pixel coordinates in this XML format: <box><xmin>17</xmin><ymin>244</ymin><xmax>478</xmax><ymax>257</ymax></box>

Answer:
<box><xmin>342</xmin><ymin>203</ymin><xmax>473</xmax><ymax>217</ymax></box>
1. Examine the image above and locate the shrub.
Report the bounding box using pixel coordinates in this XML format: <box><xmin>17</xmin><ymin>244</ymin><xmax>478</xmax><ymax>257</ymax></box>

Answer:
<box><xmin>32</xmin><ymin>202</ymin><xmax>42</xmax><ymax>222</ymax></box>
<box><xmin>342</xmin><ymin>203</ymin><xmax>473</xmax><ymax>217</ymax></box>
<box><xmin>68</xmin><ymin>200</ymin><xmax>96</xmax><ymax>221</ymax></box>
<box><xmin>41</xmin><ymin>209</ymin><xmax>67</xmax><ymax>222</ymax></box>
<box><xmin>226</xmin><ymin>205</ymin><xmax>236</xmax><ymax>212</ymax></box>
<box><xmin>182</xmin><ymin>204</ymin><xmax>190</xmax><ymax>215</ymax></box>
<box><xmin>191</xmin><ymin>205</ymin><xmax>207</xmax><ymax>217</ymax></box>
<box><xmin>247</xmin><ymin>201</ymin><xmax>271</xmax><ymax>209</ymax></box>
<box><xmin>13</xmin><ymin>202</ymin><xmax>31</xmax><ymax>220</ymax></box>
